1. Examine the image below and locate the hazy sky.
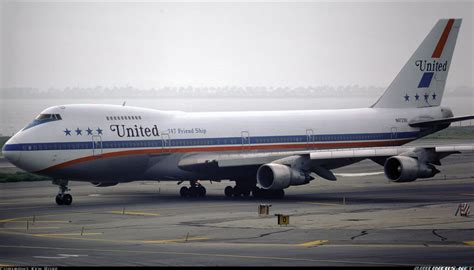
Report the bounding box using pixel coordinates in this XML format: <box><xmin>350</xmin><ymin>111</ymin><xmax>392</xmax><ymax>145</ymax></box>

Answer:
<box><xmin>1</xmin><ymin>1</ymin><xmax>473</xmax><ymax>89</ymax></box>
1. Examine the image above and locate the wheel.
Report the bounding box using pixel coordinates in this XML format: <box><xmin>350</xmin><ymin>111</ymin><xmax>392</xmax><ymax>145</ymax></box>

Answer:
<box><xmin>63</xmin><ymin>194</ymin><xmax>73</xmax><ymax>205</ymax></box>
<box><xmin>180</xmin><ymin>186</ymin><xmax>189</xmax><ymax>197</ymax></box>
<box><xmin>55</xmin><ymin>195</ymin><xmax>64</xmax><ymax>205</ymax></box>
<box><xmin>188</xmin><ymin>186</ymin><xmax>199</xmax><ymax>197</ymax></box>
<box><xmin>232</xmin><ymin>186</ymin><xmax>242</xmax><ymax>197</ymax></box>
<box><xmin>198</xmin><ymin>186</ymin><xmax>206</xmax><ymax>197</ymax></box>
<box><xmin>224</xmin><ymin>186</ymin><xmax>233</xmax><ymax>198</ymax></box>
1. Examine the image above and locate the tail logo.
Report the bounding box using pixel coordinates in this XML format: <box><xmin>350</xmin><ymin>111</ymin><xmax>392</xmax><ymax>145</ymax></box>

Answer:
<box><xmin>408</xmin><ymin>19</ymin><xmax>455</xmax><ymax>103</ymax></box>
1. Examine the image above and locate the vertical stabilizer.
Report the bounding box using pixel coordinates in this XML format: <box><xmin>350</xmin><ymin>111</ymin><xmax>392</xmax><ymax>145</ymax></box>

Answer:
<box><xmin>372</xmin><ymin>19</ymin><xmax>461</xmax><ymax>108</ymax></box>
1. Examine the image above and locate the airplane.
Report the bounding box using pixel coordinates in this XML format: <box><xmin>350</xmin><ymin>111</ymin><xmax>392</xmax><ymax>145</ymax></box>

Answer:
<box><xmin>2</xmin><ymin>18</ymin><xmax>474</xmax><ymax>205</ymax></box>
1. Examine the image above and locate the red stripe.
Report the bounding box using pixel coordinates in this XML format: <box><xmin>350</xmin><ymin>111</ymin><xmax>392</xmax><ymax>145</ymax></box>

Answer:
<box><xmin>432</xmin><ymin>19</ymin><xmax>455</xmax><ymax>58</ymax></box>
<box><xmin>36</xmin><ymin>139</ymin><xmax>413</xmax><ymax>174</ymax></box>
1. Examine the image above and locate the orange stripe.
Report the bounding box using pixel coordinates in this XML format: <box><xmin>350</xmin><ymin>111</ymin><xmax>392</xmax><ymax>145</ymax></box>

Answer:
<box><xmin>432</xmin><ymin>19</ymin><xmax>454</xmax><ymax>58</ymax></box>
<box><xmin>36</xmin><ymin>139</ymin><xmax>412</xmax><ymax>174</ymax></box>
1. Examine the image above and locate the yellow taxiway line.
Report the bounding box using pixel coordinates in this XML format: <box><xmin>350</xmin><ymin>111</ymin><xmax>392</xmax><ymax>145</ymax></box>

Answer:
<box><xmin>34</xmin><ymin>233</ymin><xmax>103</xmax><ymax>237</ymax></box>
<box><xmin>6</xmin><ymin>227</ymin><xmax>61</xmax><ymax>230</ymax></box>
<box><xmin>296</xmin><ymin>240</ymin><xmax>329</xmax><ymax>247</ymax></box>
<box><xmin>301</xmin><ymin>202</ymin><xmax>343</xmax><ymax>206</ymax></box>
<box><xmin>142</xmin><ymin>237</ymin><xmax>210</xmax><ymax>244</ymax></box>
<box><xmin>4</xmin><ymin>220</ymin><xmax>70</xmax><ymax>223</ymax></box>
<box><xmin>463</xmin><ymin>241</ymin><xmax>474</xmax><ymax>246</ymax></box>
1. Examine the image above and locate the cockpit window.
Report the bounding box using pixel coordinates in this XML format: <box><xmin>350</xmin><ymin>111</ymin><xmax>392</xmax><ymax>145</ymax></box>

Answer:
<box><xmin>35</xmin><ymin>114</ymin><xmax>52</xmax><ymax>120</ymax></box>
<box><xmin>23</xmin><ymin>113</ymin><xmax>62</xmax><ymax>131</ymax></box>
<box><xmin>35</xmin><ymin>114</ymin><xmax>62</xmax><ymax>120</ymax></box>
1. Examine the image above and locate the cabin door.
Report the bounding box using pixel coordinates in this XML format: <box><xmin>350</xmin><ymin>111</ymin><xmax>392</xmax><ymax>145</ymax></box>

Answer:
<box><xmin>306</xmin><ymin>129</ymin><xmax>314</xmax><ymax>149</ymax></box>
<box><xmin>241</xmin><ymin>131</ymin><xmax>250</xmax><ymax>151</ymax></box>
<box><xmin>92</xmin><ymin>135</ymin><xmax>103</xmax><ymax>156</ymax></box>
<box><xmin>162</xmin><ymin>133</ymin><xmax>171</xmax><ymax>153</ymax></box>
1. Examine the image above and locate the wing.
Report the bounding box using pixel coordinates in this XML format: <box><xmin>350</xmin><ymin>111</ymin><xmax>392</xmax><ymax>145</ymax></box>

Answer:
<box><xmin>178</xmin><ymin>144</ymin><xmax>474</xmax><ymax>183</ymax></box>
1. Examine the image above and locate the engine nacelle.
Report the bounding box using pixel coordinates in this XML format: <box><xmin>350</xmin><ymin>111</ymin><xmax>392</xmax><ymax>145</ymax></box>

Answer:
<box><xmin>92</xmin><ymin>182</ymin><xmax>119</xmax><ymax>187</ymax></box>
<box><xmin>384</xmin><ymin>156</ymin><xmax>440</xmax><ymax>182</ymax></box>
<box><xmin>257</xmin><ymin>163</ymin><xmax>311</xmax><ymax>190</ymax></box>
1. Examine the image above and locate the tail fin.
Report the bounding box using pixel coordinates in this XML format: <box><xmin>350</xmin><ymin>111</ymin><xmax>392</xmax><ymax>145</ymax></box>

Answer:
<box><xmin>372</xmin><ymin>19</ymin><xmax>462</xmax><ymax>108</ymax></box>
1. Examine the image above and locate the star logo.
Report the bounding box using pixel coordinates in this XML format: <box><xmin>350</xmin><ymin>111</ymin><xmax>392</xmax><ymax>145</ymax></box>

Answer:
<box><xmin>432</xmin><ymin>93</ymin><xmax>437</xmax><ymax>100</ymax></box>
<box><xmin>64</xmin><ymin>128</ymin><xmax>72</xmax><ymax>136</ymax></box>
<box><xmin>96</xmin><ymin>127</ymin><xmax>103</xmax><ymax>135</ymax></box>
<box><xmin>415</xmin><ymin>93</ymin><xmax>420</xmax><ymax>101</ymax></box>
<box><xmin>75</xmin><ymin>128</ymin><xmax>82</xmax><ymax>135</ymax></box>
<box><xmin>404</xmin><ymin>94</ymin><xmax>410</xmax><ymax>102</ymax></box>
<box><xmin>86</xmin><ymin>128</ymin><xmax>93</xmax><ymax>135</ymax></box>
<box><xmin>424</xmin><ymin>93</ymin><xmax>429</xmax><ymax>102</ymax></box>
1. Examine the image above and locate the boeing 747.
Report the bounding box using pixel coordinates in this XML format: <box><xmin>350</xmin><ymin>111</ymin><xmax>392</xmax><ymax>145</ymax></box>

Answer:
<box><xmin>3</xmin><ymin>18</ymin><xmax>473</xmax><ymax>205</ymax></box>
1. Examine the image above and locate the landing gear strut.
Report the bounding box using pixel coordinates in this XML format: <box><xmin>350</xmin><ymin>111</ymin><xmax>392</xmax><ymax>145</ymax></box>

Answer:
<box><xmin>180</xmin><ymin>180</ymin><xmax>206</xmax><ymax>198</ymax></box>
<box><xmin>53</xmin><ymin>179</ymin><xmax>72</xmax><ymax>205</ymax></box>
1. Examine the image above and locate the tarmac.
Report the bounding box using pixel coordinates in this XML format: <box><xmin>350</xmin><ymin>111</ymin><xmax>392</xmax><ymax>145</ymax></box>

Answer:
<box><xmin>0</xmin><ymin>139</ymin><xmax>473</xmax><ymax>266</ymax></box>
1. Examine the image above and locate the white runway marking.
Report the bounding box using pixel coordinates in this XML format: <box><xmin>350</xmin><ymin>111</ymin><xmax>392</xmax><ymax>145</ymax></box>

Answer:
<box><xmin>57</xmin><ymin>254</ymin><xmax>88</xmax><ymax>257</ymax></box>
<box><xmin>34</xmin><ymin>254</ymin><xmax>88</xmax><ymax>259</ymax></box>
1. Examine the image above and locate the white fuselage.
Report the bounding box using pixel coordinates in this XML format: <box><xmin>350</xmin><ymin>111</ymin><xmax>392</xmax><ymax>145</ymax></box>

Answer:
<box><xmin>2</xmin><ymin>104</ymin><xmax>450</xmax><ymax>182</ymax></box>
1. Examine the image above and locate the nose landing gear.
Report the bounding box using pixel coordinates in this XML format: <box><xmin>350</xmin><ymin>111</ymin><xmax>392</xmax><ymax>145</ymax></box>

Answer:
<box><xmin>53</xmin><ymin>179</ymin><xmax>73</xmax><ymax>205</ymax></box>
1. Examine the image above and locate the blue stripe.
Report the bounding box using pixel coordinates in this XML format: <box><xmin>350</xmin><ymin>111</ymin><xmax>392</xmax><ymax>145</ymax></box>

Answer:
<box><xmin>3</xmin><ymin>132</ymin><xmax>418</xmax><ymax>152</ymax></box>
<box><xmin>418</xmin><ymin>72</ymin><xmax>434</xmax><ymax>88</ymax></box>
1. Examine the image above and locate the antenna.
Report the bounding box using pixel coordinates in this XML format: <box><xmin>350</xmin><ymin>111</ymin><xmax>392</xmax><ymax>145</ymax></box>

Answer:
<box><xmin>122</xmin><ymin>101</ymin><xmax>126</xmax><ymax>107</ymax></box>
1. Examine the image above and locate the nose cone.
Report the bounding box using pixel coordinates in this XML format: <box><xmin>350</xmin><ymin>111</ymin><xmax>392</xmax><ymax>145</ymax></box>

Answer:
<box><xmin>2</xmin><ymin>137</ymin><xmax>21</xmax><ymax>165</ymax></box>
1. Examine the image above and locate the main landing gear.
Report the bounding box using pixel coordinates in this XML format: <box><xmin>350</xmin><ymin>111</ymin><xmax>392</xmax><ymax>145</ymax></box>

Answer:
<box><xmin>224</xmin><ymin>183</ymin><xmax>285</xmax><ymax>199</ymax></box>
<box><xmin>224</xmin><ymin>184</ymin><xmax>252</xmax><ymax>198</ymax></box>
<box><xmin>180</xmin><ymin>180</ymin><xmax>206</xmax><ymax>198</ymax></box>
<box><xmin>53</xmin><ymin>179</ymin><xmax>73</xmax><ymax>205</ymax></box>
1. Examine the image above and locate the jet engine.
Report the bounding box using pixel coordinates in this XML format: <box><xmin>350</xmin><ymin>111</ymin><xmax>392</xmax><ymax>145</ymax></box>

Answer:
<box><xmin>384</xmin><ymin>156</ymin><xmax>440</xmax><ymax>182</ymax></box>
<box><xmin>92</xmin><ymin>182</ymin><xmax>119</xmax><ymax>187</ymax></box>
<box><xmin>256</xmin><ymin>163</ymin><xmax>311</xmax><ymax>190</ymax></box>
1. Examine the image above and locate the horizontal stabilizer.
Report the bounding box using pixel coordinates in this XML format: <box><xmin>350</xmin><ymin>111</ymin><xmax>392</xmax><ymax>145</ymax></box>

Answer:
<box><xmin>409</xmin><ymin>115</ymin><xmax>474</xmax><ymax>127</ymax></box>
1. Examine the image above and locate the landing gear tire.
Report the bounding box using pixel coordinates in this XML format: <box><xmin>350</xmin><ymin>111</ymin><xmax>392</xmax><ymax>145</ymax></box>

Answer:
<box><xmin>180</xmin><ymin>186</ymin><xmax>189</xmax><ymax>197</ymax></box>
<box><xmin>55</xmin><ymin>195</ymin><xmax>64</xmax><ymax>205</ymax></box>
<box><xmin>55</xmin><ymin>194</ymin><xmax>72</xmax><ymax>205</ymax></box>
<box><xmin>180</xmin><ymin>181</ymin><xmax>206</xmax><ymax>198</ymax></box>
<box><xmin>232</xmin><ymin>186</ymin><xmax>243</xmax><ymax>197</ymax></box>
<box><xmin>224</xmin><ymin>186</ymin><xmax>233</xmax><ymax>198</ymax></box>
<box><xmin>53</xmin><ymin>179</ymin><xmax>72</xmax><ymax>205</ymax></box>
<box><xmin>198</xmin><ymin>186</ymin><xmax>206</xmax><ymax>197</ymax></box>
<box><xmin>63</xmin><ymin>194</ymin><xmax>73</xmax><ymax>205</ymax></box>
